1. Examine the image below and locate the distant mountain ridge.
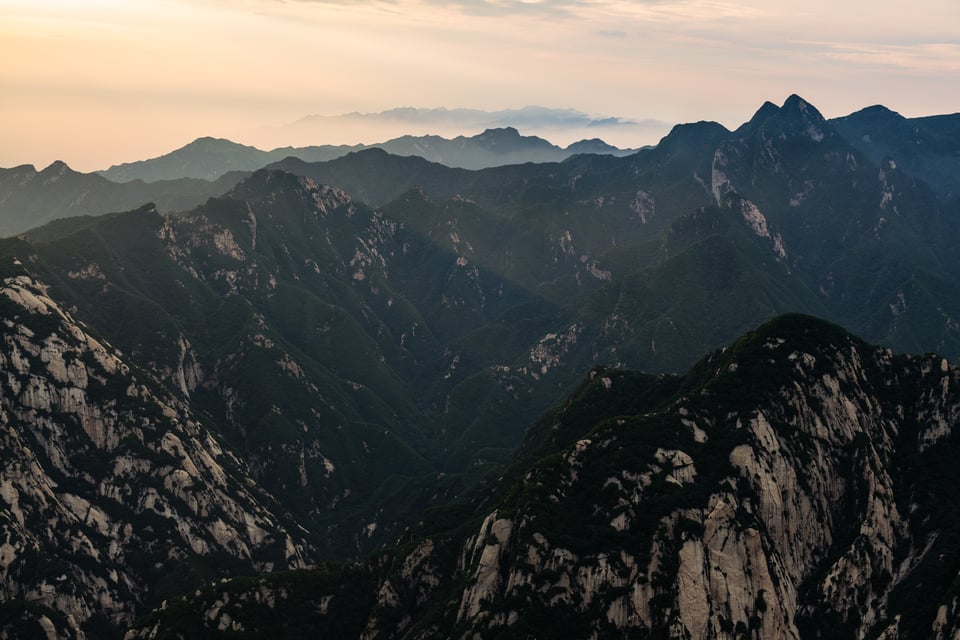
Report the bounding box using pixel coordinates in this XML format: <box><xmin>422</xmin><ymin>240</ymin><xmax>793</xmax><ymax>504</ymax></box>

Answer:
<box><xmin>831</xmin><ymin>104</ymin><xmax>960</xmax><ymax>200</ymax></box>
<box><xmin>2</xmin><ymin>98</ymin><xmax>957</xmax><ymax>239</ymax></box>
<box><xmin>97</xmin><ymin>128</ymin><xmax>639</xmax><ymax>183</ymax></box>
<box><xmin>0</xmin><ymin>161</ymin><xmax>241</xmax><ymax>237</ymax></box>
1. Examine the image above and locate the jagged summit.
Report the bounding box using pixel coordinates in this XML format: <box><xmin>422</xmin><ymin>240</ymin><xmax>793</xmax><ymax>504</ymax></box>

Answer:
<box><xmin>734</xmin><ymin>95</ymin><xmax>831</xmax><ymax>143</ymax></box>
<box><xmin>755</xmin><ymin>99</ymin><xmax>780</xmax><ymax>113</ymax></box>
<box><xmin>227</xmin><ymin>167</ymin><xmax>303</xmax><ymax>193</ymax></box>
<box><xmin>225</xmin><ymin>168</ymin><xmax>355</xmax><ymax>219</ymax></box>
<box><xmin>734</xmin><ymin>100</ymin><xmax>781</xmax><ymax>136</ymax></box>
<box><xmin>40</xmin><ymin>159</ymin><xmax>71</xmax><ymax>173</ymax></box>
<box><xmin>465</xmin><ymin>127</ymin><xmax>555</xmax><ymax>154</ymax></box>
<box><xmin>781</xmin><ymin>93</ymin><xmax>813</xmax><ymax>110</ymax></box>
<box><xmin>781</xmin><ymin>93</ymin><xmax>827</xmax><ymax>123</ymax></box>
<box><xmin>682</xmin><ymin>313</ymin><xmax>862</xmax><ymax>390</ymax></box>
<box><xmin>477</xmin><ymin>126</ymin><xmax>521</xmax><ymax>137</ymax></box>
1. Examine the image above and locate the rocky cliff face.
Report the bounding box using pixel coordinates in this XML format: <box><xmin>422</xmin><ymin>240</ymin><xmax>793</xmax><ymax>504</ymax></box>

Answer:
<box><xmin>0</xmin><ymin>264</ymin><xmax>310</xmax><ymax>638</ymax></box>
<box><xmin>129</xmin><ymin>315</ymin><xmax>960</xmax><ymax>639</ymax></box>
<box><xmin>433</xmin><ymin>317</ymin><xmax>960</xmax><ymax>639</ymax></box>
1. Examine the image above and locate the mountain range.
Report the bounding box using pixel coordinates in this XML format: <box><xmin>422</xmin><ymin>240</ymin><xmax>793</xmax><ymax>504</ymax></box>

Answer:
<box><xmin>1</xmin><ymin>94</ymin><xmax>960</xmax><ymax>638</ymax></box>
<box><xmin>3</xmin><ymin>99</ymin><xmax>957</xmax><ymax>239</ymax></box>
<box><xmin>0</xmin><ymin>162</ymin><xmax>242</xmax><ymax>238</ymax></box>
<box><xmin>0</xmin><ymin>128</ymin><xmax>636</xmax><ymax>237</ymax></box>
<box><xmin>97</xmin><ymin>127</ymin><xmax>638</xmax><ymax>183</ymax></box>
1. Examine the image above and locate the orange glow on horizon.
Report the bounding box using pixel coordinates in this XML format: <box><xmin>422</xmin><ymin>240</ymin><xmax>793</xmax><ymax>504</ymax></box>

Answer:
<box><xmin>1</xmin><ymin>0</ymin><xmax>958</xmax><ymax>171</ymax></box>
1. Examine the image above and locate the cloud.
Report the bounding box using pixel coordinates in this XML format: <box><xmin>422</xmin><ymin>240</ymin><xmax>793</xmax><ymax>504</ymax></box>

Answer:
<box><xmin>294</xmin><ymin>105</ymin><xmax>662</xmax><ymax>129</ymax></box>
<box><xmin>275</xmin><ymin>106</ymin><xmax>673</xmax><ymax>148</ymax></box>
<box><xmin>817</xmin><ymin>41</ymin><xmax>960</xmax><ymax>74</ymax></box>
<box><xmin>275</xmin><ymin>0</ymin><xmax>695</xmax><ymax>19</ymax></box>
<box><xmin>276</xmin><ymin>0</ymin><xmax>587</xmax><ymax>17</ymax></box>
<box><xmin>419</xmin><ymin>0</ymin><xmax>586</xmax><ymax>17</ymax></box>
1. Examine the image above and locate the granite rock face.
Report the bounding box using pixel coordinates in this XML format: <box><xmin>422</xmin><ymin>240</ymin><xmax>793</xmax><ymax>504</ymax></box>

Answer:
<box><xmin>0</xmin><ymin>270</ymin><xmax>310</xmax><ymax>638</ymax></box>
<box><xmin>435</xmin><ymin>320</ymin><xmax>960</xmax><ymax>639</ymax></box>
<box><xmin>127</xmin><ymin>315</ymin><xmax>960</xmax><ymax>639</ymax></box>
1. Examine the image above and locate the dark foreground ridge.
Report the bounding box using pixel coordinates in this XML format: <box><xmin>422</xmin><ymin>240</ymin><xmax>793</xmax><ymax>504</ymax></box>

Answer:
<box><xmin>127</xmin><ymin>314</ymin><xmax>960</xmax><ymax>639</ymax></box>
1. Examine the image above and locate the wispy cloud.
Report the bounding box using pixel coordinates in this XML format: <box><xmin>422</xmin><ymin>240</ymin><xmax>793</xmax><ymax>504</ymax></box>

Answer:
<box><xmin>294</xmin><ymin>105</ymin><xmax>662</xmax><ymax>129</ymax></box>
<box><xmin>281</xmin><ymin>0</ymin><xmax>592</xmax><ymax>17</ymax></box>
<box><xmin>816</xmin><ymin>41</ymin><xmax>960</xmax><ymax>74</ymax></box>
<box><xmin>276</xmin><ymin>105</ymin><xmax>673</xmax><ymax>148</ymax></box>
<box><xmin>419</xmin><ymin>0</ymin><xmax>585</xmax><ymax>17</ymax></box>
<box><xmin>269</xmin><ymin>0</ymin><xmax>760</xmax><ymax>21</ymax></box>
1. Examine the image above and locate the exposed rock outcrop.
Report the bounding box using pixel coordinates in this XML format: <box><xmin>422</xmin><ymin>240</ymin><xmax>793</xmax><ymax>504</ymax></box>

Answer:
<box><xmin>389</xmin><ymin>318</ymin><xmax>953</xmax><ymax>639</ymax></box>
<box><xmin>0</xmin><ymin>270</ymin><xmax>310</xmax><ymax>637</ymax></box>
<box><xmin>124</xmin><ymin>316</ymin><xmax>960</xmax><ymax>639</ymax></box>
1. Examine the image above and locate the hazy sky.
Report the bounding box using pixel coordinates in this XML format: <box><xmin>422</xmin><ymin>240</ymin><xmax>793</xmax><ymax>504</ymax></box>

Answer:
<box><xmin>2</xmin><ymin>0</ymin><xmax>959</xmax><ymax>171</ymax></box>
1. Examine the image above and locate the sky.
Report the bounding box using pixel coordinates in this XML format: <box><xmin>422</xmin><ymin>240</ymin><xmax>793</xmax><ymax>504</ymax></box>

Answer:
<box><xmin>2</xmin><ymin>0</ymin><xmax>959</xmax><ymax>172</ymax></box>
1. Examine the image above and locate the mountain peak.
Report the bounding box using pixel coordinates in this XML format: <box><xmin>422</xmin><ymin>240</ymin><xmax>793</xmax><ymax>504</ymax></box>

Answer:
<box><xmin>755</xmin><ymin>100</ymin><xmax>781</xmax><ymax>116</ymax></box>
<box><xmin>183</xmin><ymin>136</ymin><xmax>256</xmax><ymax>152</ymax></box>
<box><xmin>781</xmin><ymin>95</ymin><xmax>830</xmax><ymax>142</ymax></box>
<box><xmin>734</xmin><ymin>100</ymin><xmax>782</xmax><ymax>137</ymax></box>
<box><xmin>782</xmin><ymin>93</ymin><xmax>807</xmax><ymax>107</ymax></box>
<box><xmin>655</xmin><ymin>120</ymin><xmax>730</xmax><ymax>156</ymax></box>
<box><xmin>781</xmin><ymin>94</ymin><xmax>825</xmax><ymax>120</ymax></box>
<box><xmin>565</xmin><ymin>138</ymin><xmax>621</xmax><ymax>154</ymax></box>
<box><xmin>463</xmin><ymin>127</ymin><xmax>557</xmax><ymax>155</ymax></box>
<box><xmin>858</xmin><ymin>104</ymin><xmax>902</xmax><ymax>118</ymax></box>
<box><xmin>743</xmin><ymin>312</ymin><xmax>853</xmax><ymax>347</ymax></box>
<box><xmin>228</xmin><ymin>168</ymin><xmax>354</xmax><ymax>215</ymax></box>
<box><xmin>735</xmin><ymin>95</ymin><xmax>831</xmax><ymax>143</ymax></box>
<box><xmin>750</xmin><ymin>100</ymin><xmax>781</xmax><ymax>123</ymax></box>
<box><xmin>229</xmin><ymin>167</ymin><xmax>302</xmax><ymax>196</ymax></box>
<box><xmin>477</xmin><ymin>126</ymin><xmax>520</xmax><ymax>138</ymax></box>
<box><xmin>37</xmin><ymin>160</ymin><xmax>77</xmax><ymax>183</ymax></box>
<box><xmin>41</xmin><ymin>160</ymin><xmax>71</xmax><ymax>173</ymax></box>
<box><xmin>834</xmin><ymin>104</ymin><xmax>906</xmax><ymax>127</ymax></box>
